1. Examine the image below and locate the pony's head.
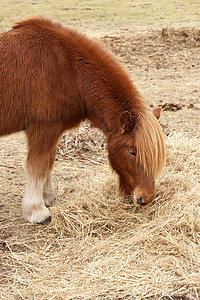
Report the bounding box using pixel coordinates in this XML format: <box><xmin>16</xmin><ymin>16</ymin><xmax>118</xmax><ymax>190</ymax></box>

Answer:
<box><xmin>107</xmin><ymin>107</ymin><xmax>165</xmax><ymax>206</ymax></box>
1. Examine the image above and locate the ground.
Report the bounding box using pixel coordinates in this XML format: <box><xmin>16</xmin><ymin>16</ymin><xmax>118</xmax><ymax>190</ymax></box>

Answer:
<box><xmin>0</xmin><ymin>1</ymin><xmax>200</xmax><ymax>299</ymax></box>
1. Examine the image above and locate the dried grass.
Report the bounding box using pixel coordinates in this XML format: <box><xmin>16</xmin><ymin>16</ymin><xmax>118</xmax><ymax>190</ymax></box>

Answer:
<box><xmin>1</xmin><ymin>124</ymin><xmax>200</xmax><ymax>299</ymax></box>
<box><xmin>57</xmin><ymin>122</ymin><xmax>106</xmax><ymax>164</ymax></box>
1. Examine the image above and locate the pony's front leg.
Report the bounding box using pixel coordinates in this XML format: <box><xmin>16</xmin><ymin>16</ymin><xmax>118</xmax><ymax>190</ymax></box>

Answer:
<box><xmin>23</xmin><ymin>126</ymin><xmax>61</xmax><ymax>224</ymax></box>
<box><xmin>22</xmin><ymin>171</ymin><xmax>51</xmax><ymax>224</ymax></box>
<box><xmin>43</xmin><ymin>148</ymin><xmax>57</xmax><ymax>207</ymax></box>
<box><xmin>43</xmin><ymin>172</ymin><xmax>56</xmax><ymax>207</ymax></box>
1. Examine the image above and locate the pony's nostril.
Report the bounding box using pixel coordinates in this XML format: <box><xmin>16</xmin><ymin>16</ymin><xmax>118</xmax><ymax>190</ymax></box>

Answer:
<box><xmin>137</xmin><ymin>196</ymin><xmax>146</xmax><ymax>205</ymax></box>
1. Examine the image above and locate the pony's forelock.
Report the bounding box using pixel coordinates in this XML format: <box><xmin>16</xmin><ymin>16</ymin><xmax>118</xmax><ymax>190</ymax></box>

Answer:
<box><xmin>135</xmin><ymin>109</ymin><xmax>166</xmax><ymax>178</ymax></box>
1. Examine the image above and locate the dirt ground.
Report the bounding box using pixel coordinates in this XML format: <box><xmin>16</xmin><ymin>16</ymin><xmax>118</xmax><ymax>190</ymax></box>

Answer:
<box><xmin>0</xmin><ymin>7</ymin><xmax>200</xmax><ymax>300</ymax></box>
<box><xmin>102</xmin><ymin>27</ymin><xmax>200</xmax><ymax>136</ymax></box>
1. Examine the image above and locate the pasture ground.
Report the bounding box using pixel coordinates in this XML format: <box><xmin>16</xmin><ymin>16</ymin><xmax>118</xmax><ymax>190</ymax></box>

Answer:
<box><xmin>0</xmin><ymin>1</ymin><xmax>200</xmax><ymax>299</ymax></box>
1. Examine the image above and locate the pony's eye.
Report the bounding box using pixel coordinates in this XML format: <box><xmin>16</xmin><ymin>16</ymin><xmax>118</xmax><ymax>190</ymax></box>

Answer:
<box><xmin>128</xmin><ymin>149</ymin><xmax>136</xmax><ymax>156</ymax></box>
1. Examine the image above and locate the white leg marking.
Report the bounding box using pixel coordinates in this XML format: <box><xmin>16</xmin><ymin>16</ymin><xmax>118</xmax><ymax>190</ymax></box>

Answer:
<box><xmin>22</xmin><ymin>171</ymin><xmax>51</xmax><ymax>224</ymax></box>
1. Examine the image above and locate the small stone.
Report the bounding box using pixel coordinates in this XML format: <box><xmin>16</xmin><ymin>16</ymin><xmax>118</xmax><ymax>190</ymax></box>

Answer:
<box><xmin>187</xmin><ymin>103</ymin><xmax>194</xmax><ymax>108</ymax></box>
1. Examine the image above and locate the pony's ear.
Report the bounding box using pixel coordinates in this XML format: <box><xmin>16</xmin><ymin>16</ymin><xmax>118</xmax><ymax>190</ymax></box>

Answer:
<box><xmin>152</xmin><ymin>107</ymin><xmax>161</xmax><ymax>120</ymax></box>
<box><xmin>120</xmin><ymin>111</ymin><xmax>136</xmax><ymax>134</ymax></box>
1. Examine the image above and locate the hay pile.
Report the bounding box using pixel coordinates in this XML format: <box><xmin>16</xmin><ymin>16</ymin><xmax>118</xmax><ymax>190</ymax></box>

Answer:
<box><xmin>52</xmin><ymin>127</ymin><xmax>200</xmax><ymax>299</ymax></box>
<box><xmin>1</xmin><ymin>123</ymin><xmax>199</xmax><ymax>299</ymax></box>
<box><xmin>57</xmin><ymin>122</ymin><xmax>106</xmax><ymax>163</ymax></box>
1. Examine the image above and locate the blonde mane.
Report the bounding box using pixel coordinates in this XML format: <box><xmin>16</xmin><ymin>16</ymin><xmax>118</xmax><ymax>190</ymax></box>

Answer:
<box><xmin>135</xmin><ymin>109</ymin><xmax>166</xmax><ymax>178</ymax></box>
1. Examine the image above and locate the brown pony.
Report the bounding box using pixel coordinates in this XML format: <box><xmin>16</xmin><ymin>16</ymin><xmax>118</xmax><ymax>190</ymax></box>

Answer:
<box><xmin>0</xmin><ymin>17</ymin><xmax>165</xmax><ymax>224</ymax></box>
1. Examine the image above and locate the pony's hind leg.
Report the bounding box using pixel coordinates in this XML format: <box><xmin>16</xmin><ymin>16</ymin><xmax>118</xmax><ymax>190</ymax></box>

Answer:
<box><xmin>23</xmin><ymin>126</ymin><xmax>60</xmax><ymax>224</ymax></box>
<box><xmin>43</xmin><ymin>148</ymin><xmax>57</xmax><ymax>207</ymax></box>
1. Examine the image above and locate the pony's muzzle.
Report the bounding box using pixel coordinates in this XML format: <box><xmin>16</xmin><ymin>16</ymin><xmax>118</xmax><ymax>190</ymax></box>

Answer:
<box><xmin>133</xmin><ymin>187</ymin><xmax>155</xmax><ymax>206</ymax></box>
<box><xmin>136</xmin><ymin>195</ymin><xmax>154</xmax><ymax>206</ymax></box>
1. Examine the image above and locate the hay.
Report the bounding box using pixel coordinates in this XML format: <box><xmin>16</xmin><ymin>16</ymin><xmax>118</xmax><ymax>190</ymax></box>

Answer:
<box><xmin>1</xmin><ymin>126</ymin><xmax>200</xmax><ymax>299</ymax></box>
<box><xmin>57</xmin><ymin>122</ymin><xmax>106</xmax><ymax>164</ymax></box>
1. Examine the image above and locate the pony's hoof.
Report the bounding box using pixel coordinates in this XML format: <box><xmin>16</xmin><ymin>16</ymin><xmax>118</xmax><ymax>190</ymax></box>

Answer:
<box><xmin>44</xmin><ymin>198</ymin><xmax>54</xmax><ymax>207</ymax></box>
<box><xmin>43</xmin><ymin>192</ymin><xmax>56</xmax><ymax>207</ymax></box>
<box><xmin>38</xmin><ymin>216</ymin><xmax>51</xmax><ymax>225</ymax></box>
<box><xmin>23</xmin><ymin>203</ymin><xmax>51</xmax><ymax>224</ymax></box>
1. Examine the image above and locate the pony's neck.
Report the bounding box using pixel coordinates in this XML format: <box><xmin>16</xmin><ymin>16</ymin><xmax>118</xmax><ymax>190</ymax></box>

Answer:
<box><xmin>81</xmin><ymin>79</ymin><xmax>147</xmax><ymax>137</ymax></box>
<box><xmin>65</xmin><ymin>28</ymin><xmax>148</xmax><ymax>135</ymax></box>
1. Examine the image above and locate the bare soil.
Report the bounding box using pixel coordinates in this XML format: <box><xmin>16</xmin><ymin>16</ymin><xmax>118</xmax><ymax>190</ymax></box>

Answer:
<box><xmin>101</xmin><ymin>27</ymin><xmax>200</xmax><ymax>136</ymax></box>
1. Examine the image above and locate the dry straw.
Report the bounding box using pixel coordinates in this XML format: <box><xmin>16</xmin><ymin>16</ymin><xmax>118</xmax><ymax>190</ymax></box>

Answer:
<box><xmin>1</xmin><ymin>123</ymin><xmax>200</xmax><ymax>299</ymax></box>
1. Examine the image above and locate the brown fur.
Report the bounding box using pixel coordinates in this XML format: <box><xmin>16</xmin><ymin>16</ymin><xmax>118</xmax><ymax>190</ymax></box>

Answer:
<box><xmin>0</xmin><ymin>17</ymin><xmax>166</xmax><ymax>222</ymax></box>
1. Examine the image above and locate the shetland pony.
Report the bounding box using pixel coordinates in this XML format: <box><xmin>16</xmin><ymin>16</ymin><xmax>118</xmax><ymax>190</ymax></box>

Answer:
<box><xmin>0</xmin><ymin>17</ymin><xmax>165</xmax><ymax>224</ymax></box>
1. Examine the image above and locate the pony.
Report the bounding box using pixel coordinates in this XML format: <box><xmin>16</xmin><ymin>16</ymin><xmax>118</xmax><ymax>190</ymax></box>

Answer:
<box><xmin>0</xmin><ymin>17</ymin><xmax>165</xmax><ymax>224</ymax></box>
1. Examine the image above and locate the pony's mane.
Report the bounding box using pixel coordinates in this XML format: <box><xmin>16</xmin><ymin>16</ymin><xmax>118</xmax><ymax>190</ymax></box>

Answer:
<box><xmin>135</xmin><ymin>109</ymin><xmax>166</xmax><ymax>178</ymax></box>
